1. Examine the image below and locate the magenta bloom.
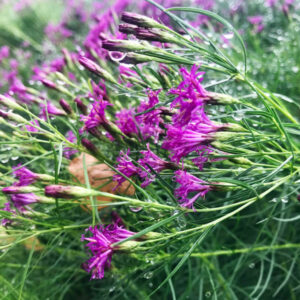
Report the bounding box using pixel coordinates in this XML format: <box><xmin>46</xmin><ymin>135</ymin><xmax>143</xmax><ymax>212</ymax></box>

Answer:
<box><xmin>136</xmin><ymin>90</ymin><xmax>163</xmax><ymax>143</ymax></box>
<box><xmin>1</xmin><ymin>202</ymin><xmax>16</xmax><ymax>227</ymax></box>
<box><xmin>113</xmin><ymin>150</ymin><xmax>139</xmax><ymax>186</ymax></box>
<box><xmin>13</xmin><ymin>165</ymin><xmax>37</xmax><ymax>186</ymax></box>
<box><xmin>40</xmin><ymin>102</ymin><xmax>65</xmax><ymax>120</ymax></box>
<box><xmin>64</xmin><ymin>131</ymin><xmax>78</xmax><ymax>159</ymax></box>
<box><xmin>115</xmin><ymin>108</ymin><xmax>139</xmax><ymax>137</ymax></box>
<box><xmin>88</xmin><ymin>81</ymin><xmax>107</xmax><ymax>101</ymax></box>
<box><xmin>25</xmin><ymin>120</ymin><xmax>39</xmax><ymax>132</ymax></box>
<box><xmin>81</xmin><ymin>219</ymin><xmax>134</xmax><ymax>279</ymax></box>
<box><xmin>0</xmin><ymin>46</ymin><xmax>9</xmax><ymax>63</ymax></box>
<box><xmin>138</xmin><ymin>144</ymin><xmax>176</xmax><ymax>187</ymax></box>
<box><xmin>266</xmin><ymin>0</ymin><xmax>277</xmax><ymax>7</ymax></box>
<box><xmin>162</xmin><ymin>117</ymin><xmax>223</xmax><ymax>163</ymax></box>
<box><xmin>81</xmin><ymin>98</ymin><xmax>112</xmax><ymax>130</ymax></box>
<box><xmin>248</xmin><ymin>16</ymin><xmax>264</xmax><ymax>33</ymax></box>
<box><xmin>10</xmin><ymin>193</ymin><xmax>39</xmax><ymax>210</ymax></box>
<box><xmin>169</xmin><ymin>65</ymin><xmax>208</xmax><ymax>126</ymax></box>
<box><xmin>174</xmin><ymin>170</ymin><xmax>211</xmax><ymax>208</ymax></box>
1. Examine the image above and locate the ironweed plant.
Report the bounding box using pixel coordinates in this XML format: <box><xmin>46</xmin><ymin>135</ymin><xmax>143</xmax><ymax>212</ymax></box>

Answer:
<box><xmin>0</xmin><ymin>0</ymin><xmax>299</xmax><ymax>299</ymax></box>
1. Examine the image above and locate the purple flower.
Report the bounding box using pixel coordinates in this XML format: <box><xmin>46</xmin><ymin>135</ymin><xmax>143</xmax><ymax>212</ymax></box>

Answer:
<box><xmin>25</xmin><ymin>120</ymin><xmax>39</xmax><ymax>132</ymax></box>
<box><xmin>0</xmin><ymin>46</ymin><xmax>9</xmax><ymax>63</ymax></box>
<box><xmin>136</xmin><ymin>90</ymin><xmax>163</xmax><ymax>143</ymax></box>
<box><xmin>40</xmin><ymin>102</ymin><xmax>66</xmax><ymax>120</ymax></box>
<box><xmin>248</xmin><ymin>16</ymin><xmax>263</xmax><ymax>25</ymax></box>
<box><xmin>115</xmin><ymin>108</ymin><xmax>139</xmax><ymax>137</ymax></box>
<box><xmin>191</xmin><ymin>146</ymin><xmax>214</xmax><ymax>170</ymax></box>
<box><xmin>45</xmin><ymin>23</ymin><xmax>73</xmax><ymax>44</ymax></box>
<box><xmin>169</xmin><ymin>65</ymin><xmax>209</xmax><ymax>126</ymax></box>
<box><xmin>113</xmin><ymin>150</ymin><xmax>139</xmax><ymax>186</ymax></box>
<box><xmin>138</xmin><ymin>144</ymin><xmax>177</xmax><ymax>187</ymax></box>
<box><xmin>162</xmin><ymin>113</ymin><xmax>223</xmax><ymax>163</ymax></box>
<box><xmin>248</xmin><ymin>16</ymin><xmax>264</xmax><ymax>33</ymax></box>
<box><xmin>13</xmin><ymin>165</ymin><xmax>38</xmax><ymax>186</ymax></box>
<box><xmin>6</xmin><ymin>74</ymin><xmax>35</xmax><ymax>103</ymax></box>
<box><xmin>81</xmin><ymin>219</ymin><xmax>134</xmax><ymax>279</ymax></box>
<box><xmin>174</xmin><ymin>170</ymin><xmax>211</xmax><ymax>208</ymax></box>
<box><xmin>266</xmin><ymin>0</ymin><xmax>277</xmax><ymax>7</ymax></box>
<box><xmin>88</xmin><ymin>81</ymin><xmax>107</xmax><ymax>101</ymax></box>
<box><xmin>81</xmin><ymin>98</ymin><xmax>112</xmax><ymax>130</ymax></box>
<box><xmin>1</xmin><ymin>202</ymin><xmax>16</xmax><ymax>227</ymax></box>
<box><xmin>64</xmin><ymin>131</ymin><xmax>78</xmax><ymax>159</ymax></box>
<box><xmin>10</xmin><ymin>193</ymin><xmax>39</xmax><ymax>210</ymax></box>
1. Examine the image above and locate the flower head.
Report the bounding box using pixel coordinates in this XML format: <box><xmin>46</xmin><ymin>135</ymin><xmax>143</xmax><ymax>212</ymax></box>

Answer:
<box><xmin>40</xmin><ymin>102</ymin><xmax>65</xmax><ymax>120</ymax></box>
<box><xmin>25</xmin><ymin>120</ymin><xmax>40</xmax><ymax>132</ymax></box>
<box><xmin>81</xmin><ymin>98</ymin><xmax>112</xmax><ymax>130</ymax></box>
<box><xmin>13</xmin><ymin>165</ymin><xmax>38</xmax><ymax>186</ymax></box>
<box><xmin>113</xmin><ymin>150</ymin><xmax>139</xmax><ymax>187</ymax></box>
<box><xmin>174</xmin><ymin>170</ymin><xmax>211</xmax><ymax>208</ymax></box>
<box><xmin>1</xmin><ymin>202</ymin><xmax>16</xmax><ymax>227</ymax></box>
<box><xmin>115</xmin><ymin>108</ymin><xmax>138</xmax><ymax>137</ymax></box>
<box><xmin>82</xmin><ymin>218</ymin><xmax>135</xmax><ymax>279</ymax></box>
<box><xmin>10</xmin><ymin>193</ymin><xmax>39</xmax><ymax>210</ymax></box>
<box><xmin>162</xmin><ymin>119</ymin><xmax>222</xmax><ymax>164</ymax></box>
<box><xmin>138</xmin><ymin>144</ymin><xmax>176</xmax><ymax>187</ymax></box>
<box><xmin>136</xmin><ymin>90</ymin><xmax>163</xmax><ymax>143</ymax></box>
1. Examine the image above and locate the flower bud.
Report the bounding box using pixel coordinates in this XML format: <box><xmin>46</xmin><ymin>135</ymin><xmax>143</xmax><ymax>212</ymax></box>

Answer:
<box><xmin>0</xmin><ymin>110</ymin><xmax>27</xmax><ymax>124</ymax></box>
<box><xmin>2</xmin><ymin>185</ymin><xmax>40</xmax><ymax>194</ymax></box>
<box><xmin>119</xmin><ymin>53</ymin><xmax>170</xmax><ymax>65</ymax></box>
<box><xmin>118</xmin><ymin>24</ymin><xmax>138</xmax><ymax>34</ymax></box>
<box><xmin>75</xmin><ymin>98</ymin><xmax>88</xmax><ymax>115</ymax></box>
<box><xmin>121</xmin><ymin>12</ymin><xmax>161</xmax><ymax>28</ymax></box>
<box><xmin>78</xmin><ymin>57</ymin><xmax>117</xmax><ymax>84</ymax></box>
<box><xmin>59</xmin><ymin>99</ymin><xmax>73</xmax><ymax>115</ymax></box>
<box><xmin>45</xmin><ymin>185</ymin><xmax>99</xmax><ymax>198</ymax></box>
<box><xmin>102</xmin><ymin>39</ymin><xmax>146</xmax><ymax>52</ymax></box>
<box><xmin>135</xmin><ymin>28</ymin><xmax>177</xmax><ymax>43</ymax></box>
<box><xmin>0</xmin><ymin>95</ymin><xmax>23</xmax><ymax>110</ymax></box>
<box><xmin>207</xmin><ymin>92</ymin><xmax>240</xmax><ymax>105</ymax></box>
<box><xmin>41</xmin><ymin>79</ymin><xmax>58</xmax><ymax>90</ymax></box>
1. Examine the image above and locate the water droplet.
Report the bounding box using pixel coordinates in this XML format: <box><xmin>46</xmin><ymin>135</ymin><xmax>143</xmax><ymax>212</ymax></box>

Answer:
<box><xmin>249</xmin><ymin>263</ymin><xmax>255</xmax><ymax>269</ymax></box>
<box><xmin>11</xmin><ymin>156</ymin><xmax>19</xmax><ymax>161</ymax></box>
<box><xmin>172</xmin><ymin>210</ymin><xmax>180</xmax><ymax>216</ymax></box>
<box><xmin>281</xmin><ymin>198</ymin><xmax>288</xmax><ymax>203</ymax></box>
<box><xmin>1</xmin><ymin>158</ymin><xmax>9</xmax><ymax>163</ymax></box>
<box><xmin>233</xmin><ymin>115</ymin><xmax>243</xmax><ymax>121</ymax></box>
<box><xmin>270</xmin><ymin>198</ymin><xmax>277</xmax><ymax>203</ymax></box>
<box><xmin>109</xmin><ymin>286</ymin><xmax>116</xmax><ymax>293</ymax></box>
<box><xmin>292</xmin><ymin>66</ymin><xmax>299</xmax><ymax>73</ymax></box>
<box><xmin>143</xmin><ymin>271</ymin><xmax>153</xmax><ymax>279</ymax></box>
<box><xmin>129</xmin><ymin>206</ymin><xmax>143</xmax><ymax>212</ymax></box>
<box><xmin>176</xmin><ymin>216</ymin><xmax>186</xmax><ymax>229</ymax></box>
<box><xmin>205</xmin><ymin>291</ymin><xmax>211</xmax><ymax>298</ymax></box>
<box><xmin>223</xmin><ymin>32</ymin><xmax>234</xmax><ymax>40</ymax></box>
<box><xmin>148</xmin><ymin>282</ymin><xmax>153</xmax><ymax>287</ymax></box>
<box><xmin>56</xmin><ymin>80</ymin><xmax>65</xmax><ymax>86</ymax></box>
<box><xmin>109</xmin><ymin>51</ymin><xmax>127</xmax><ymax>62</ymax></box>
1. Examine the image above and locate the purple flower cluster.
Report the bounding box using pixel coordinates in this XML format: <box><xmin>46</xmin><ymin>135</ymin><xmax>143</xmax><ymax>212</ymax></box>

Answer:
<box><xmin>162</xmin><ymin>66</ymin><xmax>221</xmax><ymax>169</ymax></box>
<box><xmin>82</xmin><ymin>216</ymin><xmax>135</xmax><ymax>279</ymax></box>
